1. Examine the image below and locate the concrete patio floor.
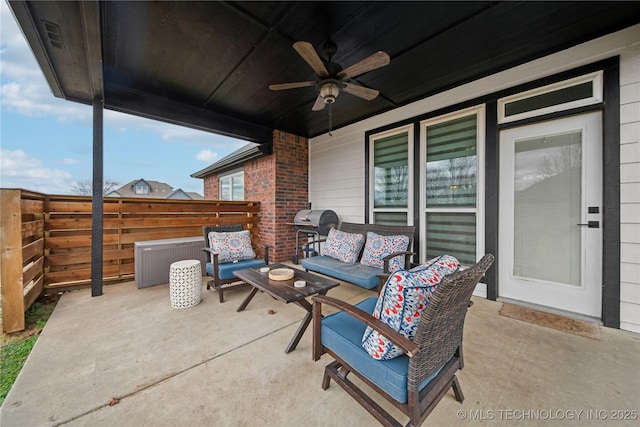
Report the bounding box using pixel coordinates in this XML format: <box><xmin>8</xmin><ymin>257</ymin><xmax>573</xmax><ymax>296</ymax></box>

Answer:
<box><xmin>2</xmin><ymin>267</ymin><xmax>639</xmax><ymax>427</ymax></box>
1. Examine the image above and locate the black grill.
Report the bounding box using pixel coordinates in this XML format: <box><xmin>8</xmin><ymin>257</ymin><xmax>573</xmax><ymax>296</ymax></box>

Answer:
<box><xmin>291</xmin><ymin>209</ymin><xmax>338</xmax><ymax>264</ymax></box>
<box><xmin>293</xmin><ymin>209</ymin><xmax>338</xmax><ymax>236</ymax></box>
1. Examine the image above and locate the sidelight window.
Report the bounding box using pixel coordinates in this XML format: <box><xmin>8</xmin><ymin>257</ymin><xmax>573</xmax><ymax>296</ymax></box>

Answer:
<box><xmin>369</xmin><ymin>125</ymin><xmax>413</xmax><ymax>226</ymax></box>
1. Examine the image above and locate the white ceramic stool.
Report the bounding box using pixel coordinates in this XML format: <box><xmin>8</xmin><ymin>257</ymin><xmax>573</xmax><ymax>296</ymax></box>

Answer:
<box><xmin>169</xmin><ymin>259</ymin><xmax>202</xmax><ymax>308</ymax></box>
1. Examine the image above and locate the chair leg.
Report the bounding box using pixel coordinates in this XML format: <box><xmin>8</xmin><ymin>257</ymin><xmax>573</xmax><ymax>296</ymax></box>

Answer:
<box><xmin>324</xmin><ymin>360</ymin><xmax>402</xmax><ymax>427</ymax></box>
<box><xmin>322</xmin><ymin>366</ymin><xmax>332</xmax><ymax>390</ymax></box>
<box><xmin>218</xmin><ymin>284</ymin><xmax>225</xmax><ymax>303</ymax></box>
<box><xmin>451</xmin><ymin>376</ymin><xmax>464</xmax><ymax>403</ymax></box>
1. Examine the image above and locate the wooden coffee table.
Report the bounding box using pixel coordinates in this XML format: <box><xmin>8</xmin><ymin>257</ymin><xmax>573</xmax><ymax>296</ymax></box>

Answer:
<box><xmin>234</xmin><ymin>263</ymin><xmax>340</xmax><ymax>353</ymax></box>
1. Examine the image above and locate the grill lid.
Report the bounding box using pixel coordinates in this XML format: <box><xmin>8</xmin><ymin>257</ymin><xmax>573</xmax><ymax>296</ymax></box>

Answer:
<box><xmin>293</xmin><ymin>209</ymin><xmax>338</xmax><ymax>235</ymax></box>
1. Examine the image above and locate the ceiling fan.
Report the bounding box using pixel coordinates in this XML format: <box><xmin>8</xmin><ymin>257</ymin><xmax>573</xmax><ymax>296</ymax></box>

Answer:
<box><xmin>269</xmin><ymin>40</ymin><xmax>390</xmax><ymax>111</ymax></box>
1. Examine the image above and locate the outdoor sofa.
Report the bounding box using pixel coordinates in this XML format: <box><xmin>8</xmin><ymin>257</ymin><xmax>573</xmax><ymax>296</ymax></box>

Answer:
<box><xmin>301</xmin><ymin>222</ymin><xmax>415</xmax><ymax>291</ymax></box>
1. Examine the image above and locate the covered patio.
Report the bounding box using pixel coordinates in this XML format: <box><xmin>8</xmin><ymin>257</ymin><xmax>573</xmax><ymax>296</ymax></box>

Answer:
<box><xmin>3</xmin><ymin>2</ymin><xmax>640</xmax><ymax>425</ymax></box>
<box><xmin>2</xmin><ymin>275</ymin><xmax>639</xmax><ymax>426</ymax></box>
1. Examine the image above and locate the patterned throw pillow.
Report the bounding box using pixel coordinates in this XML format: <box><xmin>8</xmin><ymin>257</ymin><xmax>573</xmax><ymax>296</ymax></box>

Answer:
<box><xmin>322</xmin><ymin>228</ymin><xmax>365</xmax><ymax>264</ymax></box>
<box><xmin>208</xmin><ymin>230</ymin><xmax>256</xmax><ymax>264</ymax></box>
<box><xmin>360</xmin><ymin>231</ymin><xmax>410</xmax><ymax>273</ymax></box>
<box><xmin>361</xmin><ymin>255</ymin><xmax>459</xmax><ymax>360</ymax></box>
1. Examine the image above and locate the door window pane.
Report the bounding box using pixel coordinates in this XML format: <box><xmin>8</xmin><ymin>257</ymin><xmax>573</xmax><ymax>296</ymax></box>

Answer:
<box><xmin>513</xmin><ymin>132</ymin><xmax>582</xmax><ymax>286</ymax></box>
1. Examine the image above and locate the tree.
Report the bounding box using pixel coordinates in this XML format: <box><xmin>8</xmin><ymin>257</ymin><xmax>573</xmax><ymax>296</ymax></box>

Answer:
<box><xmin>71</xmin><ymin>179</ymin><xmax>120</xmax><ymax>196</ymax></box>
<box><xmin>535</xmin><ymin>143</ymin><xmax>582</xmax><ymax>179</ymax></box>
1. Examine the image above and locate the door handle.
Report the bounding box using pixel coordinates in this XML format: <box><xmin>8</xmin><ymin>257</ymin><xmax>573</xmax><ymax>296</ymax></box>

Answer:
<box><xmin>577</xmin><ymin>221</ymin><xmax>599</xmax><ymax>228</ymax></box>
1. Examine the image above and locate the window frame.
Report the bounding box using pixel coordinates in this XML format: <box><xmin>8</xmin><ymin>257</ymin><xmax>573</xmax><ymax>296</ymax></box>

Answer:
<box><xmin>219</xmin><ymin>170</ymin><xmax>244</xmax><ymax>201</ymax></box>
<box><xmin>368</xmin><ymin>124</ymin><xmax>414</xmax><ymax>225</ymax></box>
<box><xmin>134</xmin><ymin>183</ymin><xmax>149</xmax><ymax>195</ymax></box>
<box><xmin>419</xmin><ymin>105</ymin><xmax>485</xmax><ymax>266</ymax></box>
<box><xmin>498</xmin><ymin>71</ymin><xmax>603</xmax><ymax>124</ymax></box>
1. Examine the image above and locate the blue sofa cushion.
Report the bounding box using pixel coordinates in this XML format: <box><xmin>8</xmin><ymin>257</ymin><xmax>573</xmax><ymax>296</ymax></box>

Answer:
<box><xmin>321</xmin><ymin>297</ymin><xmax>442</xmax><ymax>403</ymax></box>
<box><xmin>206</xmin><ymin>259</ymin><xmax>266</xmax><ymax>280</ymax></box>
<box><xmin>301</xmin><ymin>256</ymin><xmax>381</xmax><ymax>289</ymax></box>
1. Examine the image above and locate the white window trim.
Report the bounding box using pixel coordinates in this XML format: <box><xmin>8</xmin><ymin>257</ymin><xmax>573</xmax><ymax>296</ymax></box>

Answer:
<box><xmin>219</xmin><ymin>170</ymin><xmax>244</xmax><ymax>201</ymax></box>
<box><xmin>419</xmin><ymin>105</ymin><xmax>485</xmax><ymax>265</ymax></box>
<box><xmin>368</xmin><ymin>124</ymin><xmax>414</xmax><ymax>225</ymax></box>
<box><xmin>498</xmin><ymin>71</ymin><xmax>603</xmax><ymax>124</ymax></box>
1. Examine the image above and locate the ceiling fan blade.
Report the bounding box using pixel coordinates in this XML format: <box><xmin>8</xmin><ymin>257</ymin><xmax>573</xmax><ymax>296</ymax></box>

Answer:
<box><xmin>342</xmin><ymin>82</ymin><xmax>379</xmax><ymax>101</ymax></box>
<box><xmin>269</xmin><ymin>81</ymin><xmax>316</xmax><ymax>91</ymax></box>
<box><xmin>312</xmin><ymin>95</ymin><xmax>326</xmax><ymax>111</ymax></box>
<box><xmin>293</xmin><ymin>41</ymin><xmax>329</xmax><ymax>78</ymax></box>
<box><xmin>337</xmin><ymin>51</ymin><xmax>390</xmax><ymax>79</ymax></box>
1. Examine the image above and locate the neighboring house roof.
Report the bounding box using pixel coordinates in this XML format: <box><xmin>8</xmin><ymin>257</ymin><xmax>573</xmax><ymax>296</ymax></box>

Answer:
<box><xmin>106</xmin><ymin>179</ymin><xmax>203</xmax><ymax>199</ymax></box>
<box><xmin>191</xmin><ymin>142</ymin><xmax>268</xmax><ymax>178</ymax></box>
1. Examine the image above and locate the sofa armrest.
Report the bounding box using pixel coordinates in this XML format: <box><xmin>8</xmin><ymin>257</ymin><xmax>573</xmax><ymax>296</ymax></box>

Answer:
<box><xmin>382</xmin><ymin>251</ymin><xmax>416</xmax><ymax>272</ymax></box>
<box><xmin>311</xmin><ymin>294</ymin><xmax>418</xmax><ymax>361</ymax></box>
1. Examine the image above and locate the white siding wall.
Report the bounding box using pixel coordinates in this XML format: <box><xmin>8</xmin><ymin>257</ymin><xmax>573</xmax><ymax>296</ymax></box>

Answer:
<box><xmin>309</xmin><ymin>126</ymin><xmax>367</xmax><ymax>223</ymax></box>
<box><xmin>619</xmin><ymin>43</ymin><xmax>640</xmax><ymax>333</ymax></box>
<box><xmin>309</xmin><ymin>24</ymin><xmax>640</xmax><ymax>332</ymax></box>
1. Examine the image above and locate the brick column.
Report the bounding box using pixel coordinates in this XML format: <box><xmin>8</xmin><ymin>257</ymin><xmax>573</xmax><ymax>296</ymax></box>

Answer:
<box><xmin>245</xmin><ymin>130</ymin><xmax>308</xmax><ymax>262</ymax></box>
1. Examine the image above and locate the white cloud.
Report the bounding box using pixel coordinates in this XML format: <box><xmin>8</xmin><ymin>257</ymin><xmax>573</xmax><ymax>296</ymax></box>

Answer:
<box><xmin>62</xmin><ymin>158</ymin><xmax>80</xmax><ymax>165</ymax></box>
<box><xmin>0</xmin><ymin>149</ymin><xmax>73</xmax><ymax>194</ymax></box>
<box><xmin>1</xmin><ymin>2</ymin><xmax>249</xmax><ymax>149</ymax></box>
<box><xmin>1</xmin><ymin>2</ymin><xmax>94</xmax><ymax>125</ymax></box>
<box><xmin>196</xmin><ymin>150</ymin><xmax>219</xmax><ymax>163</ymax></box>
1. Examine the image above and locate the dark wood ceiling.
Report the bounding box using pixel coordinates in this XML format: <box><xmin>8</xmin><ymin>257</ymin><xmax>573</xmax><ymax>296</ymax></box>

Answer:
<box><xmin>9</xmin><ymin>1</ymin><xmax>640</xmax><ymax>143</ymax></box>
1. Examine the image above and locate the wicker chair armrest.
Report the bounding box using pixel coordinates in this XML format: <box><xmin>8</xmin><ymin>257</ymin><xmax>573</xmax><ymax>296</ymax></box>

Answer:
<box><xmin>312</xmin><ymin>295</ymin><xmax>418</xmax><ymax>360</ymax></box>
<box><xmin>202</xmin><ymin>247</ymin><xmax>218</xmax><ymax>258</ymax></box>
<box><xmin>382</xmin><ymin>251</ymin><xmax>416</xmax><ymax>272</ymax></box>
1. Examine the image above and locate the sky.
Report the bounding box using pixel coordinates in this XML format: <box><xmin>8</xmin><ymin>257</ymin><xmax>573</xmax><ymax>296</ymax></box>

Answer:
<box><xmin>0</xmin><ymin>1</ymin><xmax>249</xmax><ymax>196</ymax></box>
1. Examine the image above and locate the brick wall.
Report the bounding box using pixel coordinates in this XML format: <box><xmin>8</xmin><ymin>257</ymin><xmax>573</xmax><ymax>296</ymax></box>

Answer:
<box><xmin>203</xmin><ymin>174</ymin><xmax>219</xmax><ymax>199</ymax></box>
<box><xmin>271</xmin><ymin>130</ymin><xmax>309</xmax><ymax>262</ymax></box>
<box><xmin>201</xmin><ymin>130</ymin><xmax>309</xmax><ymax>262</ymax></box>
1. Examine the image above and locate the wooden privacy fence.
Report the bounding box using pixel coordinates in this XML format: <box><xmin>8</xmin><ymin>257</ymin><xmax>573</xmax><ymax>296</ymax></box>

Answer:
<box><xmin>0</xmin><ymin>189</ymin><xmax>261</xmax><ymax>332</ymax></box>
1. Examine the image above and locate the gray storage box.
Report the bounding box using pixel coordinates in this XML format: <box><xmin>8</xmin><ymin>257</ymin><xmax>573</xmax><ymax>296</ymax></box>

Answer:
<box><xmin>134</xmin><ymin>236</ymin><xmax>207</xmax><ymax>288</ymax></box>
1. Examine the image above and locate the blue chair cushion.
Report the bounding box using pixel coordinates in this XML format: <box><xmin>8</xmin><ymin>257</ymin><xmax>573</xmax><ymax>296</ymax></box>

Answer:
<box><xmin>206</xmin><ymin>259</ymin><xmax>266</xmax><ymax>280</ymax></box>
<box><xmin>301</xmin><ymin>256</ymin><xmax>380</xmax><ymax>289</ymax></box>
<box><xmin>321</xmin><ymin>297</ymin><xmax>443</xmax><ymax>403</ymax></box>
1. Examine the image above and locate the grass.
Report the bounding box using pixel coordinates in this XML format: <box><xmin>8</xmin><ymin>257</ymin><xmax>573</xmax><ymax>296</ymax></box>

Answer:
<box><xmin>0</xmin><ymin>294</ymin><xmax>59</xmax><ymax>406</ymax></box>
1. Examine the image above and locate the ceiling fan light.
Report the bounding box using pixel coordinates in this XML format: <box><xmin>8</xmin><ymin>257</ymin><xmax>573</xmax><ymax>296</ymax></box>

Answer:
<box><xmin>320</xmin><ymin>83</ymin><xmax>340</xmax><ymax>104</ymax></box>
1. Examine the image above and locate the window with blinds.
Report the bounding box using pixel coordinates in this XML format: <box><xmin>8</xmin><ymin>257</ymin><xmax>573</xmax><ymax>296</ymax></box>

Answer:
<box><xmin>369</xmin><ymin>125</ymin><xmax>413</xmax><ymax>226</ymax></box>
<box><xmin>425</xmin><ymin>115</ymin><xmax>477</xmax><ymax>208</ymax></box>
<box><xmin>421</xmin><ymin>109</ymin><xmax>482</xmax><ymax>266</ymax></box>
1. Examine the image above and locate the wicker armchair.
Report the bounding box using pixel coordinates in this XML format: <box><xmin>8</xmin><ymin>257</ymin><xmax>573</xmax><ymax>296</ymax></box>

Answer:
<box><xmin>311</xmin><ymin>254</ymin><xmax>494</xmax><ymax>427</ymax></box>
<box><xmin>202</xmin><ymin>225</ymin><xmax>270</xmax><ymax>303</ymax></box>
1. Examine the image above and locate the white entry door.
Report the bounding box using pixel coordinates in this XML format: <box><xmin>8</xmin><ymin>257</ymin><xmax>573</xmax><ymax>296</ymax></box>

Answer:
<box><xmin>499</xmin><ymin>112</ymin><xmax>602</xmax><ymax>318</ymax></box>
